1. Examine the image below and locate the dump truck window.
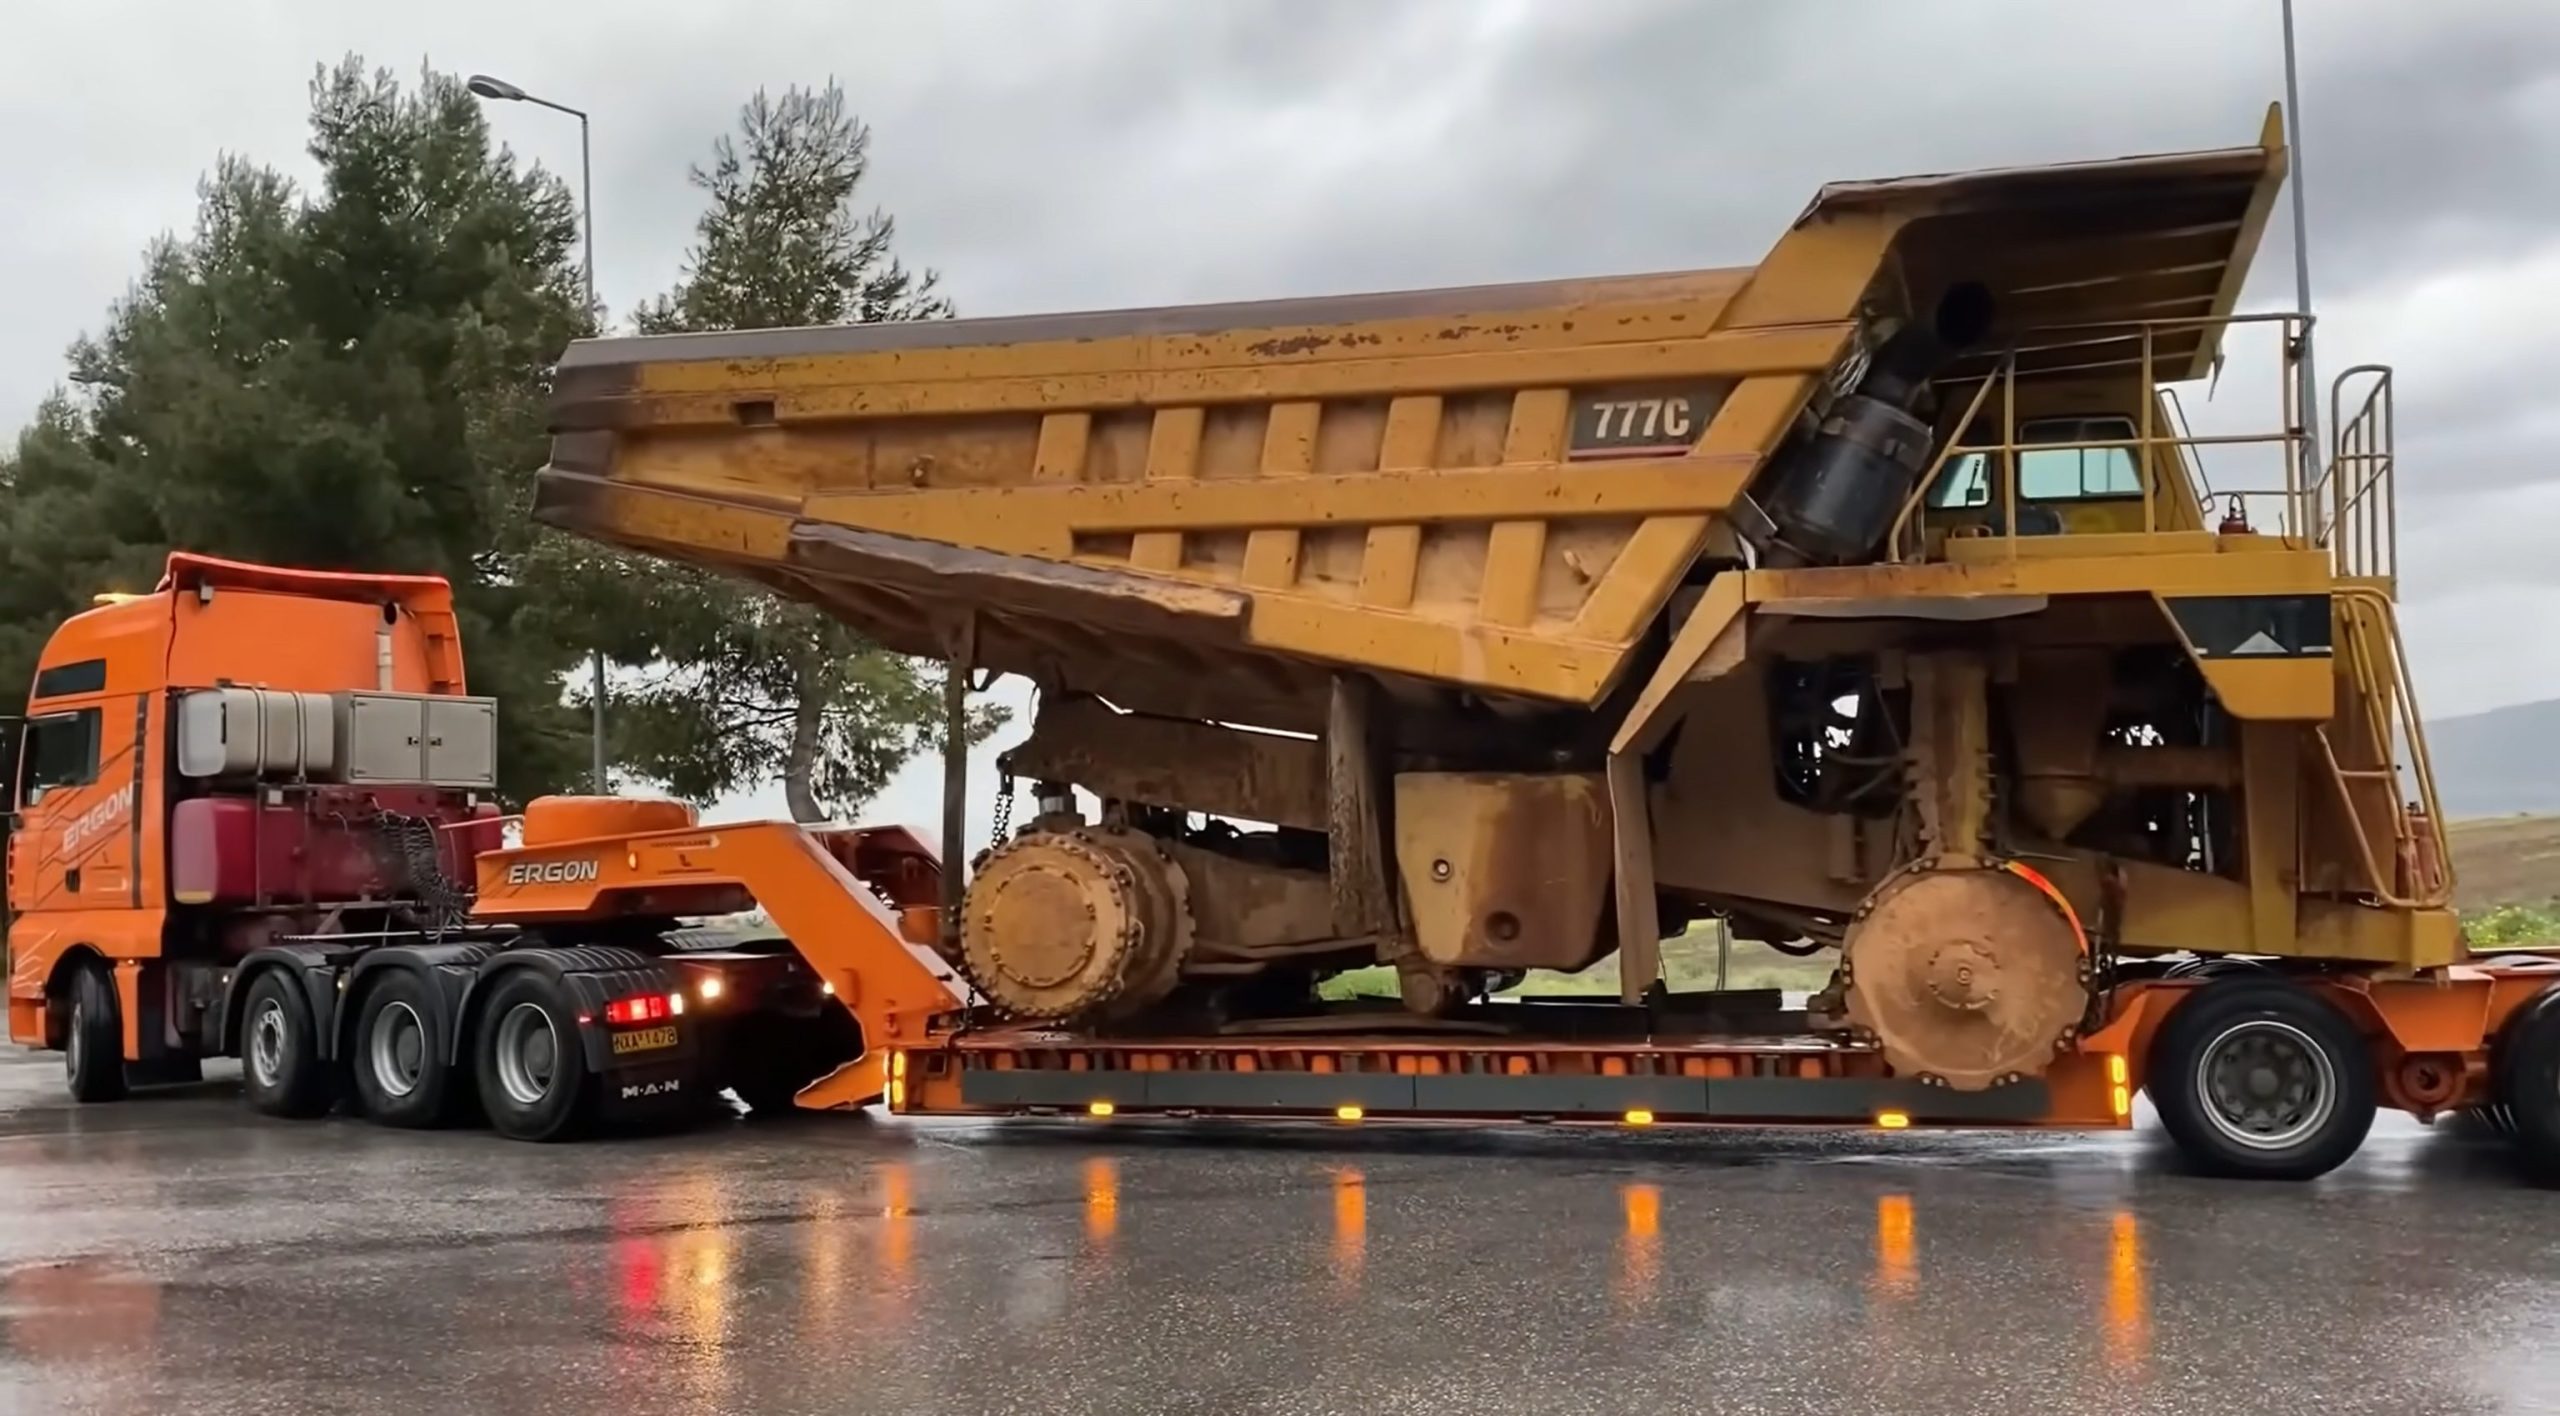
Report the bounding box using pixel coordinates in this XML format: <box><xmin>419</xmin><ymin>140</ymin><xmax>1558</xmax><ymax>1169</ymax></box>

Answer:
<box><xmin>21</xmin><ymin>710</ymin><xmax>101</xmax><ymax>805</ymax></box>
<box><xmin>2019</xmin><ymin>447</ymin><xmax>2140</xmax><ymax>500</ymax></box>
<box><xmin>1931</xmin><ymin>454</ymin><xmax>1992</xmax><ymax>508</ymax></box>
<box><xmin>1928</xmin><ymin>416</ymin><xmax>2144</xmax><ymax>507</ymax></box>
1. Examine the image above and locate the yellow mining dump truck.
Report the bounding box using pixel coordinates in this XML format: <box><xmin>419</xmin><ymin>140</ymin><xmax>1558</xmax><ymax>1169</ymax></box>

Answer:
<box><xmin>534</xmin><ymin>108</ymin><xmax>2554</xmax><ymax>1179</ymax></box>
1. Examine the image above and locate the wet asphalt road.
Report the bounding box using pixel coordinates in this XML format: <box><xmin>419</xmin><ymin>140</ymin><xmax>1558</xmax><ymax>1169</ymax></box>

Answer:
<box><xmin>0</xmin><ymin>1050</ymin><xmax>2550</xmax><ymax>1416</ymax></box>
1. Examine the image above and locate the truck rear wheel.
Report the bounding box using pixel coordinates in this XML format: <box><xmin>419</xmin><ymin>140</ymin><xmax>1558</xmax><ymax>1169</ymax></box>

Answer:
<box><xmin>240</xmin><ymin>970</ymin><xmax>336</xmax><ymax>1119</ymax></box>
<box><xmin>2494</xmin><ymin>987</ymin><xmax>2560</xmax><ymax>1187</ymax></box>
<box><xmin>352</xmin><ymin>971</ymin><xmax>462</xmax><ymax>1129</ymax></box>
<box><xmin>2149</xmin><ymin>977</ymin><xmax>2376</xmax><ymax>1181</ymax></box>
<box><xmin>473</xmin><ymin>971</ymin><xmax>594</xmax><ymax>1142</ymax></box>
<box><xmin>63</xmin><ymin>966</ymin><xmax>128</xmax><ymax>1104</ymax></box>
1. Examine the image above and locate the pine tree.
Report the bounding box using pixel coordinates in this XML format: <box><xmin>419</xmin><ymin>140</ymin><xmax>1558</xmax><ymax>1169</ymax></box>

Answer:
<box><xmin>0</xmin><ymin>59</ymin><xmax>593</xmax><ymax>800</ymax></box>
<box><xmin>566</xmin><ymin>83</ymin><xmax>1002</xmax><ymax>822</ymax></box>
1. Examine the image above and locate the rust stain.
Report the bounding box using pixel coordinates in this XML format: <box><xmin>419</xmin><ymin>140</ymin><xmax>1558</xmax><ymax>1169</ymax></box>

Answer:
<box><xmin>1247</xmin><ymin>334</ymin><xmax>1335</xmax><ymax>357</ymax></box>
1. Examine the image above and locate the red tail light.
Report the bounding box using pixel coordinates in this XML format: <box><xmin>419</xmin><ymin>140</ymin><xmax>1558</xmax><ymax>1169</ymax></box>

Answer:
<box><xmin>602</xmin><ymin>993</ymin><xmax>679</xmax><ymax>1026</ymax></box>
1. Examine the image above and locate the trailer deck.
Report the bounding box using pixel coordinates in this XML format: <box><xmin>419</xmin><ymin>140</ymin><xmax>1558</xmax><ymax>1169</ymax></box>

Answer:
<box><xmin>469</xmin><ymin>814</ymin><xmax>2560</xmax><ymax>1180</ymax></box>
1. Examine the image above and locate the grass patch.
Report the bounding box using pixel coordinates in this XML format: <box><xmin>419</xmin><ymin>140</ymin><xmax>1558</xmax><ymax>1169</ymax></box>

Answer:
<box><xmin>2466</xmin><ymin>901</ymin><xmax>2560</xmax><ymax>950</ymax></box>
<box><xmin>1317</xmin><ymin>924</ymin><xmax>1833</xmax><ymax>1001</ymax></box>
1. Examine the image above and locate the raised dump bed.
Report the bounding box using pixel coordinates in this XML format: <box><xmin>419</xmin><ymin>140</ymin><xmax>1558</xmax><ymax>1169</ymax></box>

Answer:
<box><xmin>538</xmin><ymin>116</ymin><xmax>2285</xmax><ymax>732</ymax></box>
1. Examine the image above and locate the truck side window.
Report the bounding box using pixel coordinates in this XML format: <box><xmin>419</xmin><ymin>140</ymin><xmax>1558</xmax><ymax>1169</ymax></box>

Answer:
<box><xmin>21</xmin><ymin>710</ymin><xmax>102</xmax><ymax>806</ymax></box>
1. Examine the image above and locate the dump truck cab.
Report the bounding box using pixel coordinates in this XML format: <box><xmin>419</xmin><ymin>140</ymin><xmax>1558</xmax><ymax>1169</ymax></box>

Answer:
<box><xmin>1922</xmin><ymin>397</ymin><xmax>2209</xmax><ymax>541</ymax></box>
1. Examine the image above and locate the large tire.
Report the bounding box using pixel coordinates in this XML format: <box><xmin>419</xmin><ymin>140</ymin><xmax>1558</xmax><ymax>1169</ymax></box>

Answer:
<box><xmin>472</xmin><ymin>971</ymin><xmax>594</xmax><ymax>1143</ymax></box>
<box><xmin>2149</xmin><ymin>977</ymin><xmax>2377</xmax><ymax>1181</ymax></box>
<box><xmin>63</xmin><ymin>966</ymin><xmax>128</xmax><ymax>1104</ymax></box>
<box><xmin>240</xmin><ymin>970</ymin><xmax>336</xmax><ymax>1119</ymax></box>
<box><xmin>2494</xmin><ymin>987</ymin><xmax>2560</xmax><ymax>1188</ymax></box>
<box><xmin>351</xmin><ymin>970</ymin><xmax>462</xmax><ymax>1129</ymax></box>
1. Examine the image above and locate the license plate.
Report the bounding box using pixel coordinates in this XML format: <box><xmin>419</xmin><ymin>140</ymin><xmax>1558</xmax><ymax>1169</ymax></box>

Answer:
<box><xmin>610</xmin><ymin>1024</ymin><xmax>679</xmax><ymax>1055</ymax></box>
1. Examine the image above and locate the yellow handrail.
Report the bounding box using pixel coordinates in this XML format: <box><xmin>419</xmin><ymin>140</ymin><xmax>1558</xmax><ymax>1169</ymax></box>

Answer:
<box><xmin>2320</xmin><ymin>365</ymin><xmax>2396</xmax><ymax>581</ymax></box>
<box><xmin>1891</xmin><ymin>310</ymin><xmax>2319</xmax><ymax>562</ymax></box>
<box><xmin>2309</xmin><ymin>587</ymin><xmax>2450</xmax><ymax>909</ymax></box>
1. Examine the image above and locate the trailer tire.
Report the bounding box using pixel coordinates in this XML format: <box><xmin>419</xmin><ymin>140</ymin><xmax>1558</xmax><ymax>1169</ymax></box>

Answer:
<box><xmin>63</xmin><ymin>966</ymin><xmax>128</xmax><ymax>1104</ymax></box>
<box><xmin>2149</xmin><ymin>978</ymin><xmax>2375</xmax><ymax>1181</ymax></box>
<box><xmin>240</xmin><ymin>970</ymin><xmax>335</xmax><ymax>1119</ymax></box>
<box><xmin>473</xmin><ymin>971</ymin><xmax>594</xmax><ymax>1143</ymax></box>
<box><xmin>351</xmin><ymin>970</ymin><xmax>462</xmax><ymax>1129</ymax></box>
<box><xmin>2494</xmin><ymin>988</ymin><xmax>2560</xmax><ymax>1187</ymax></box>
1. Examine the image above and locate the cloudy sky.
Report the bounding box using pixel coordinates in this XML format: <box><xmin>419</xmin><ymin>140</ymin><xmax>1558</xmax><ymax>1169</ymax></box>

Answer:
<box><xmin>6</xmin><ymin>0</ymin><xmax>2557</xmax><ymax>832</ymax></box>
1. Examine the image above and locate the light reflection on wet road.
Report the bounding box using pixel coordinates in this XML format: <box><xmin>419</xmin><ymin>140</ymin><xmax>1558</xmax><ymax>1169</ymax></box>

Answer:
<box><xmin>0</xmin><ymin>1051</ymin><xmax>2550</xmax><ymax>1416</ymax></box>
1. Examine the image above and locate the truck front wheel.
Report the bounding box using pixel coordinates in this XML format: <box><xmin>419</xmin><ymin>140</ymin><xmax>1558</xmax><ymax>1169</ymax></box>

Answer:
<box><xmin>473</xmin><ymin>972</ymin><xmax>595</xmax><ymax>1142</ymax></box>
<box><xmin>63</xmin><ymin>965</ymin><xmax>128</xmax><ymax>1104</ymax></box>
<box><xmin>240</xmin><ymin>971</ymin><xmax>335</xmax><ymax>1119</ymax></box>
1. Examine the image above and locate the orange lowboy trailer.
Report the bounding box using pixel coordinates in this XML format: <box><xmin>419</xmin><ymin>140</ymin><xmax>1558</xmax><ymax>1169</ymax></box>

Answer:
<box><xmin>471</xmin><ymin>808</ymin><xmax>2560</xmax><ymax>1184</ymax></box>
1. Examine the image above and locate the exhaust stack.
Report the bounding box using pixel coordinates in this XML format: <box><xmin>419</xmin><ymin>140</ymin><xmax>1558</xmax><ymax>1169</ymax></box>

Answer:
<box><xmin>1752</xmin><ymin>281</ymin><xmax>1995</xmax><ymax>564</ymax></box>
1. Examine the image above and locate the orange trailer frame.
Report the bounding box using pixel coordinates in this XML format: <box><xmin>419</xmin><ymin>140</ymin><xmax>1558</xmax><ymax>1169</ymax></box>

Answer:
<box><xmin>470</xmin><ymin>815</ymin><xmax>2560</xmax><ymax>1152</ymax></box>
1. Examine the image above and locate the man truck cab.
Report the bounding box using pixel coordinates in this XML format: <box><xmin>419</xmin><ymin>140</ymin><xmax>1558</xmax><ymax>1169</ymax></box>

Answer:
<box><xmin>6</xmin><ymin>554</ymin><xmax>857</xmax><ymax>1137</ymax></box>
<box><xmin>4</xmin><ymin>555</ymin><xmax>498</xmax><ymax>1099</ymax></box>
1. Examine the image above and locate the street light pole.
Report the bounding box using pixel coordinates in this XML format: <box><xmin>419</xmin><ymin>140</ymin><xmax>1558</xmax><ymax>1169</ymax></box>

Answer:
<box><xmin>2280</xmin><ymin>0</ymin><xmax>2322</xmax><ymax>488</ymax></box>
<box><xmin>468</xmin><ymin>73</ymin><xmax>609</xmax><ymax>795</ymax></box>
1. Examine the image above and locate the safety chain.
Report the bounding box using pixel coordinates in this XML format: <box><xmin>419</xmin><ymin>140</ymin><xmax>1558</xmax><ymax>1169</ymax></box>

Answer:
<box><xmin>989</xmin><ymin>772</ymin><xmax>1017</xmax><ymax>854</ymax></box>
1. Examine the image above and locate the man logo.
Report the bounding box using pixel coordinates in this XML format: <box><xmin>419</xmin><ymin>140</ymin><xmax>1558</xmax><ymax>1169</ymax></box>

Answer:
<box><xmin>505</xmin><ymin>858</ymin><xmax>602</xmax><ymax>886</ymax></box>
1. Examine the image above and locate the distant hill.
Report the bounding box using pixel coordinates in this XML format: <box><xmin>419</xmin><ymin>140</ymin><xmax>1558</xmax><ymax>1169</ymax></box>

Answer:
<box><xmin>2447</xmin><ymin>816</ymin><xmax>2560</xmax><ymax>911</ymax></box>
<box><xmin>2429</xmin><ymin>698</ymin><xmax>2560</xmax><ymax>819</ymax></box>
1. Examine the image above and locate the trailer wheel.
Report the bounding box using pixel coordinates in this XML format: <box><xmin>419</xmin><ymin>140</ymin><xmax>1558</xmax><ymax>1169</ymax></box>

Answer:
<box><xmin>2494</xmin><ymin>987</ymin><xmax>2560</xmax><ymax>1187</ymax></box>
<box><xmin>240</xmin><ymin>970</ymin><xmax>335</xmax><ymax>1119</ymax></box>
<box><xmin>2149</xmin><ymin>977</ymin><xmax>2376</xmax><ymax>1181</ymax></box>
<box><xmin>351</xmin><ymin>971</ymin><xmax>462</xmax><ymax>1129</ymax></box>
<box><xmin>63</xmin><ymin>965</ymin><xmax>128</xmax><ymax>1104</ymax></box>
<box><xmin>473</xmin><ymin>971</ymin><xmax>594</xmax><ymax>1142</ymax></box>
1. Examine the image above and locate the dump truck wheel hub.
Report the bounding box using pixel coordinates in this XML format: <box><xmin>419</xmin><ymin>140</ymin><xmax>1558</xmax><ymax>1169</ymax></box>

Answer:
<box><xmin>960</xmin><ymin>830</ymin><xmax>1192</xmax><ymax>1022</ymax></box>
<box><xmin>1921</xmin><ymin>939</ymin><xmax>1998</xmax><ymax>1012</ymax></box>
<box><xmin>1842</xmin><ymin>864</ymin><xmax>2089</xmax><ymax>1091</ymax></box>
<box><xmin>989</xmin><ymin>870</ymin><xmax>1105</xmax><ymax>989</ymax></box>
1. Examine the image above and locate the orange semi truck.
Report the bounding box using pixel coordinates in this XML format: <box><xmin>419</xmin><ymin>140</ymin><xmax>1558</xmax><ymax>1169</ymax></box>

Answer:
<box><xmin>1</xmin><ymin>556</ymin><xmax>877</xmax><ymax>1138</ymax></box>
